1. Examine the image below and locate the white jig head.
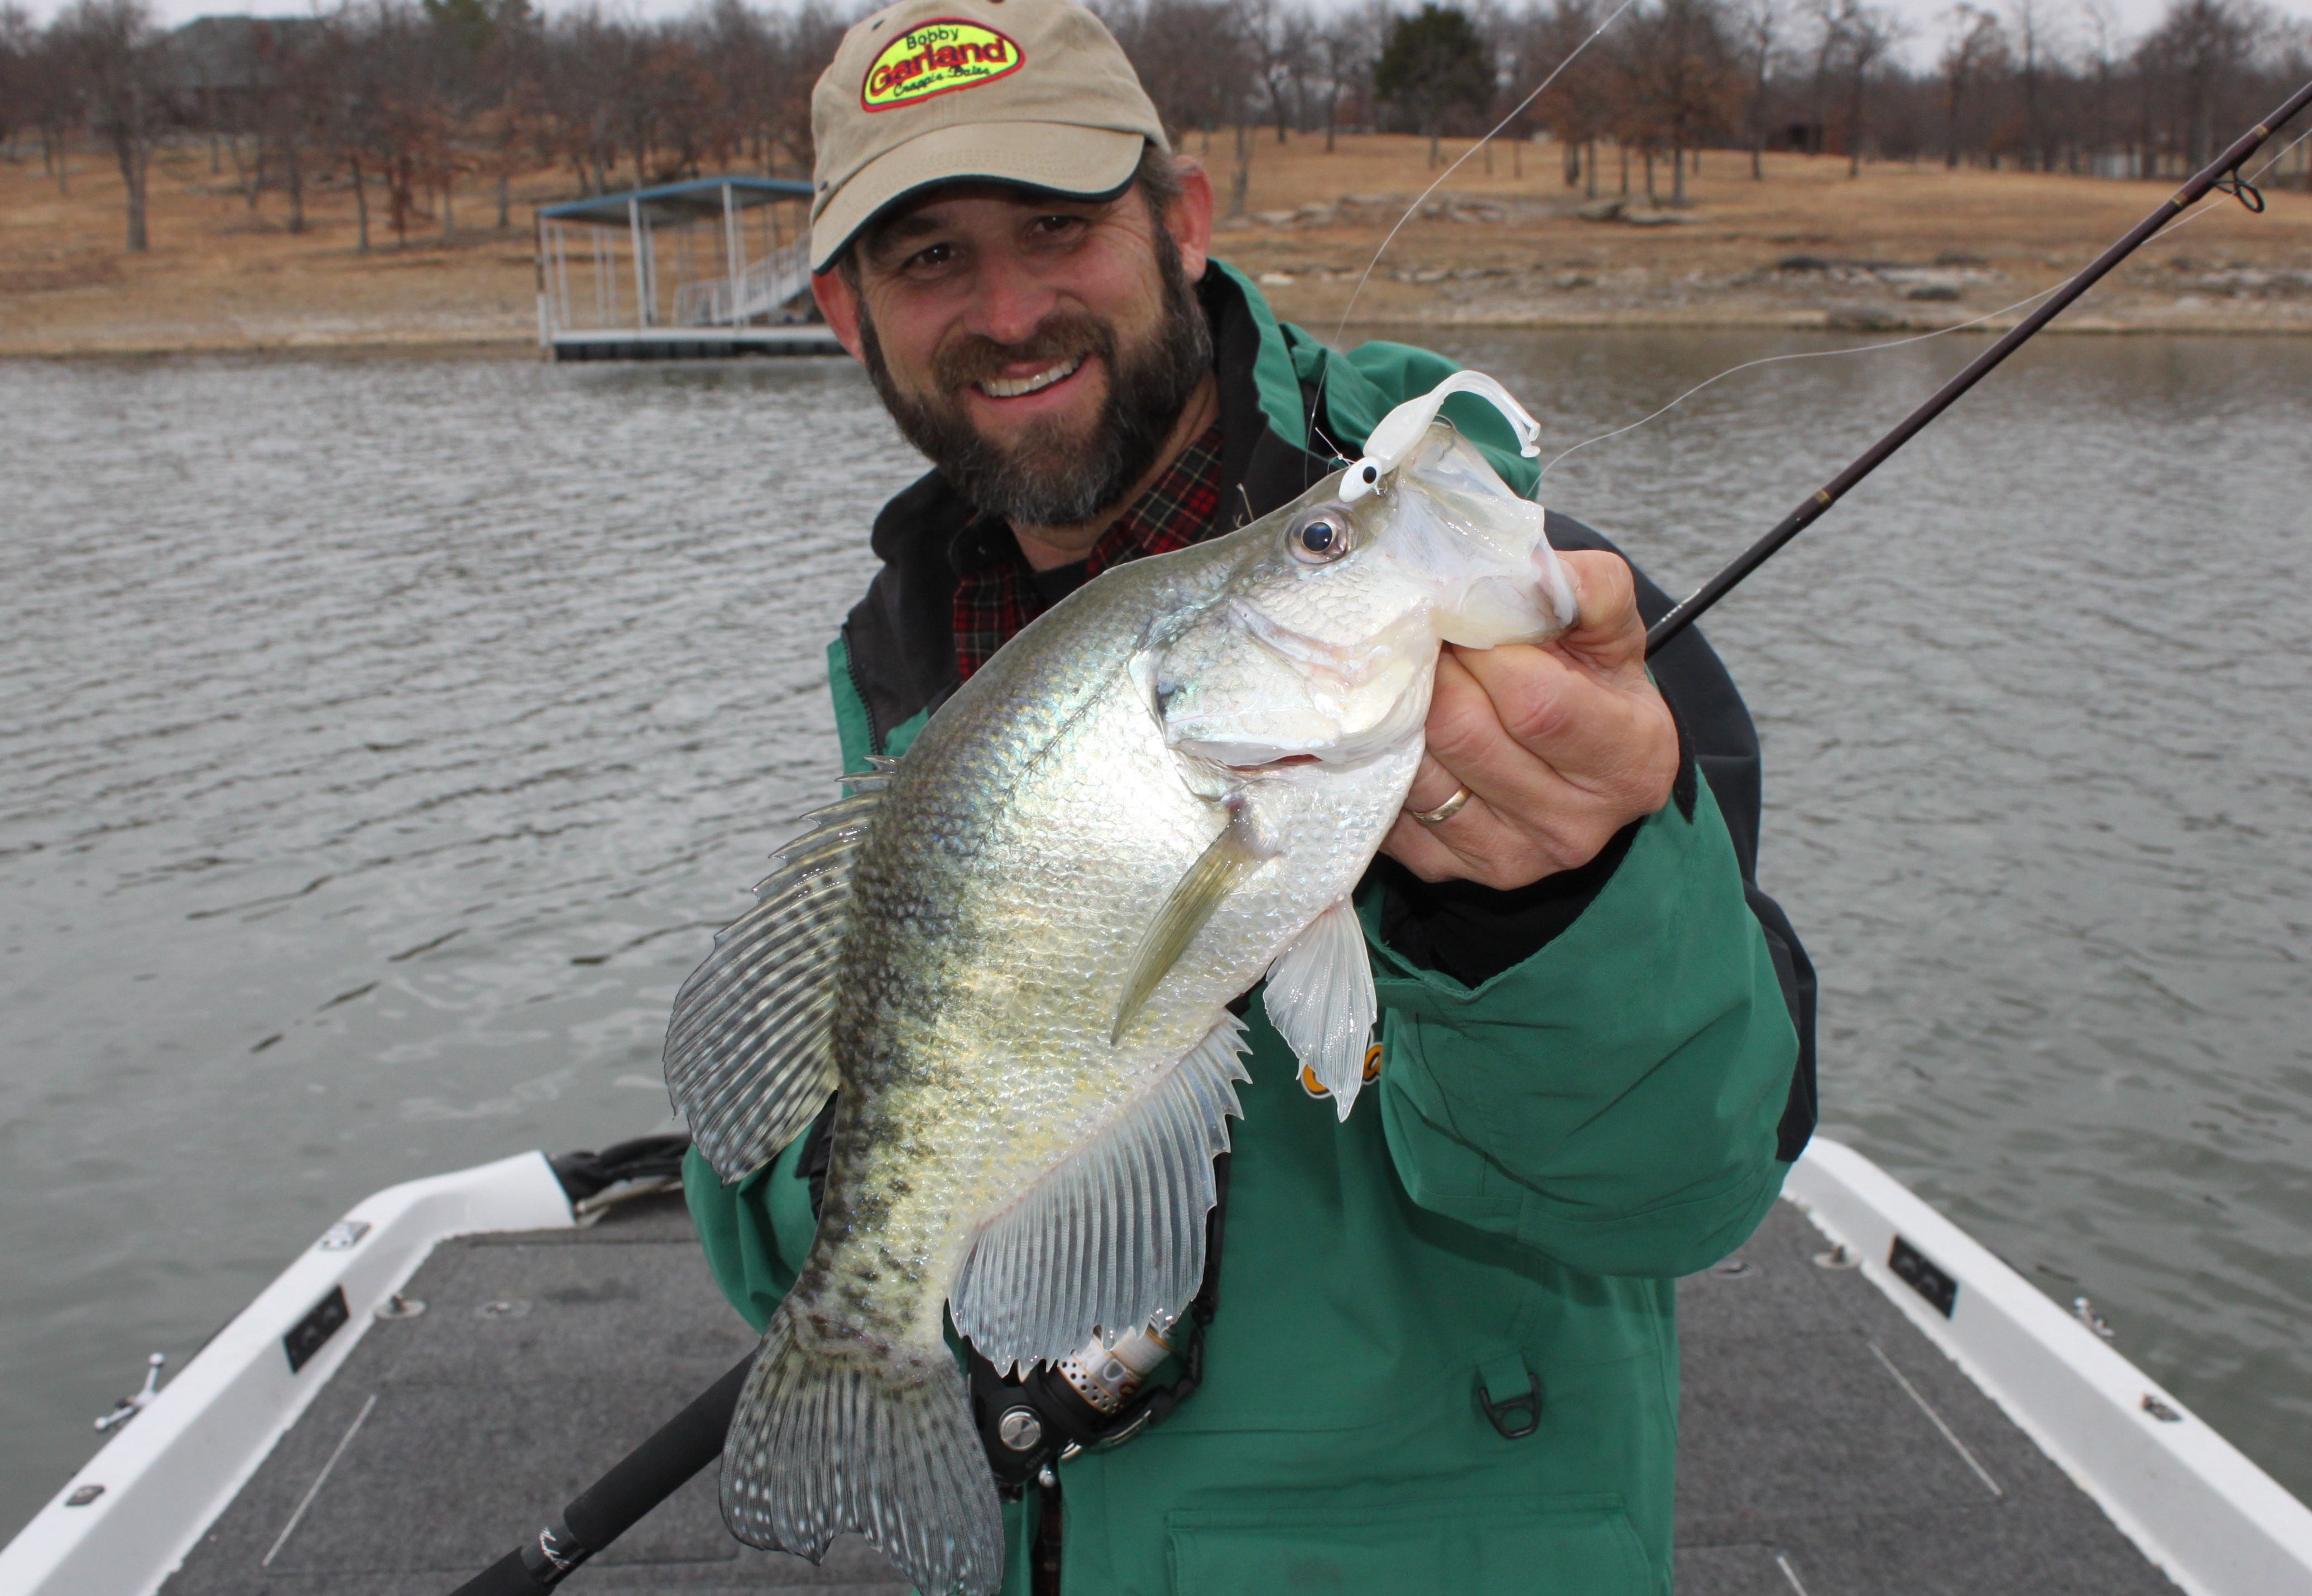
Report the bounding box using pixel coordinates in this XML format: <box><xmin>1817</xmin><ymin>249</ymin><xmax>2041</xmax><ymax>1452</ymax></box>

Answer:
<box><xmin>1337</xmin><ymin>372</ymin><xmax>1542</xmax><ymax>504</ymax></box>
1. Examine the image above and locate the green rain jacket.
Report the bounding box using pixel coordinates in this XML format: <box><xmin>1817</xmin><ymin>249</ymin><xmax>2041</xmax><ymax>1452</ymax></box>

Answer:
<box><xmin>684</xmin><ymin>263</ymin><xmax>1814</xmax><ymax>1596</ymax></box>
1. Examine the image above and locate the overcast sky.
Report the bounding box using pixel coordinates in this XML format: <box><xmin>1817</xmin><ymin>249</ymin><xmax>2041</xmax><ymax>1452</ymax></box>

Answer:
<box><xmin>32</xmin><ymin>0</ymin><xmax>2312</xmax><ymax>73</ymax></box>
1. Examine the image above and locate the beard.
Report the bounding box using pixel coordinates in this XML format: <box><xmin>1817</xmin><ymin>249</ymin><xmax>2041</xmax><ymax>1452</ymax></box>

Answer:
<box><xmin>855</xmin><ymin>233</ymin><xmax>1213</xmax><ymax>528</ymax></box>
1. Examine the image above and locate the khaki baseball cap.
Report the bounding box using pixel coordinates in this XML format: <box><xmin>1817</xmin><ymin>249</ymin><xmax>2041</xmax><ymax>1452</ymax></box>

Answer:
<box><xmin>808</xmin><ymin>0</ymin><xmax>1168</xmax><ymax>273</ymax></box>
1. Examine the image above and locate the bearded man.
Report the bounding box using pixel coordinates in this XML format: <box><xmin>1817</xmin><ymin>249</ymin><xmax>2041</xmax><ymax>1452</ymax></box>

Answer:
<box><xmin>683</xmin><ymin>2</ymin><xmax>1816</xmax><ymax>1592</ymax></box>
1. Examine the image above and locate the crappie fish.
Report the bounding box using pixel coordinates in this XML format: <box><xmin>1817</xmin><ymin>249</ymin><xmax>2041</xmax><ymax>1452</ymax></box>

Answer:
<box><xmin>664</xmin><ymin>373</ymin><xmax>1577</xmax><ymax>1595</ymax></box>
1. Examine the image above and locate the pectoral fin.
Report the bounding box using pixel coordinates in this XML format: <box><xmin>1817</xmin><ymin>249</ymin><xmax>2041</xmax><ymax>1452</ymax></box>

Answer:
<box><xmin>1111</xmin><ymin>813</ymin><xmax>1265</xmax><ymax>1045</ymax></box>
<box><xmin>1263</xmin><ymin>896</ymin><xmax>1378</xmax><ymax>1121</ymax></box>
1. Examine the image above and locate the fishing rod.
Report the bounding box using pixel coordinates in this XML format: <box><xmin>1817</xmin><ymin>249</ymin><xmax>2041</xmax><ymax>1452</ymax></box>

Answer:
<box><xmin>1643</xmin><ymin>77</ymin><xmax>2312</xmax><ymax>660</ymax></box>
<box><xmin>442</xmin><ymin>84</ymin><xmax>2310</xmax><ymax>1596</ymax></box>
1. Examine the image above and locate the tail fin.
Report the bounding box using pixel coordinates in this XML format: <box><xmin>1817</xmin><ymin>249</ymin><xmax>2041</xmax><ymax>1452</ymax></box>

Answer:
<box><xmin>722</xmin><ymin>1306</ymin><xmax>1004</xmax><ymax>1596</ymax></box>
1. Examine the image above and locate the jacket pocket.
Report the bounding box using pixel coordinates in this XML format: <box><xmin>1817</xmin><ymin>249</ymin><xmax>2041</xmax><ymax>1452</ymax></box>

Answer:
<box><xmin>1165</xmin><ymin>1492</ymin><xmax>1652</xmax><ymax>1596</ymax></box>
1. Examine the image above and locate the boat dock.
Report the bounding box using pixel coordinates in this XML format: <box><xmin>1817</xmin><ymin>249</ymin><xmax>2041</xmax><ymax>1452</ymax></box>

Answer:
<box><xmin>535</xmin><ymin>178</ymin><xmax>843</xmax><ymax>363</ymax></box>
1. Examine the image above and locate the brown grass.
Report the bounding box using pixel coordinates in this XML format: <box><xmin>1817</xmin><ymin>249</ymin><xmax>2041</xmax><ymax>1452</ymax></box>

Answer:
<box><xmin>5</xmin><ymin>128</ymin><xmax>2310</xmax><ymax>358</ymax></box>
<box><xmin>0</xmin><ymin>141</ymin><xmax>557</xmax><ymax>357</ymax></box>
<box><xmin>1216</xmin><ymin>129</ymin><xmax>2312</xmax><ymax>334</ymax></box>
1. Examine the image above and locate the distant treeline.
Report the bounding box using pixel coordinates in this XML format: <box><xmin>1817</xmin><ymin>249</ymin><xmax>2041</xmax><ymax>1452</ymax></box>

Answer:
<box><xmin>6</xmin><ymin>0</ymin><xmax>2308</xmax><ymax>253</ymax></box>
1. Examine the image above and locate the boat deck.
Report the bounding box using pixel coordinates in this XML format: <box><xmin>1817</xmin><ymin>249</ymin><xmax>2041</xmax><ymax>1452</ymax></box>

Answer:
<box><xmin>161</xmin><ymin>1193</ymin><xmax>2177</xmax><ymax>1595</ymax></box>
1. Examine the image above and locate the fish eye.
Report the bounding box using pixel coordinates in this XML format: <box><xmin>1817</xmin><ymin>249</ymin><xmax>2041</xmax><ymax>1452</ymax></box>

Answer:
<box><xmin>1288</xmin><ymin>510</ymin><xmax>1353</xmax><ymax>565</ymax></box>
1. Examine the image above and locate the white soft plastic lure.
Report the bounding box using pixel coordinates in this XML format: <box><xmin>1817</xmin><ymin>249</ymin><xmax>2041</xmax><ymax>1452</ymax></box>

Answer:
<box><xmin>664</xmin><ymin>377</ymin><xmax>1574</xmax><ymax>1596</ymax></box>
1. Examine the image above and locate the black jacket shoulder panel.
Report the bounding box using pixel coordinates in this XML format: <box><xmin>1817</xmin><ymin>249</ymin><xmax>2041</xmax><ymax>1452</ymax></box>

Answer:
<box><xmin>843</xmin><ymin>469</ymin><xmax>967</xmax><ymax>751</ymax></box>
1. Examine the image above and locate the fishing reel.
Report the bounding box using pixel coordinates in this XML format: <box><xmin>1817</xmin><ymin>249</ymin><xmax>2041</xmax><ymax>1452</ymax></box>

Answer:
<box><xmin>965</xmin><ymin>1145</ymin><xmax>1231</xmax><ymax>1496</ymax></box>
<box><xmin>800</xmin><ymin>1095</ymin><xmax>1232</xmax><ymax>1496</ymax></box>
<box><xmin>967</xmin><ymin>1311</ymin><xmax>1206</xmax><ymax>1495</ymax></box>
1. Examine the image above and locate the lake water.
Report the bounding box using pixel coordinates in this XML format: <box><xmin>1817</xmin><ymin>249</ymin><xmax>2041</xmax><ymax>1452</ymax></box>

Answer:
<box><xmin>3</xmin><ymin>330</ymin><xmax>2307</xmax><ymax>1541</ymax></box>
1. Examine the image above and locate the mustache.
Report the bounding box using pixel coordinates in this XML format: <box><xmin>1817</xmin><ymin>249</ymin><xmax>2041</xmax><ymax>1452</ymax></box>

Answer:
<box><xmin>933</xmin><ymin>313</ymin><xmax>1116</xmax><ymax>393</ymax></box>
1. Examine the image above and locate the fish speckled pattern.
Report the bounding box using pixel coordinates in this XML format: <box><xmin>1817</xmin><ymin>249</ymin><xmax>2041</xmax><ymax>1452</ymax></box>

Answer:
<box><xmin>666</xmin><ymin>404</ymin><xmax>1574</xmax><ymax>1596</ymax></box>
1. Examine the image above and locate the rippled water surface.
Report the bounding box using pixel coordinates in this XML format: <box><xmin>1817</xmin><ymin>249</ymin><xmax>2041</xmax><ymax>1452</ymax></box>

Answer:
<box><xmin>3</xmin><ymin>333</ymin><xmax>2307</xmax><ymax>1537</ymax></box>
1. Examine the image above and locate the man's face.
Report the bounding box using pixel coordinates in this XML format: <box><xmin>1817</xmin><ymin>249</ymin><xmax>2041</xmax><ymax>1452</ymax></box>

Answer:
<box><xmin>813</xmin><ymin>171</ymin><xmax>1214</xmax><ymax>528</ymax></box>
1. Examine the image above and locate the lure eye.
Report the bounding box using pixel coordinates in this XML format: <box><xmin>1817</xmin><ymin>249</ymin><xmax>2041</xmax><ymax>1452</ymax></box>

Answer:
<box><xmin>1289</xmin><ymin>512</ymin><xmax>1351</xmax><ymax>565</ymax></box>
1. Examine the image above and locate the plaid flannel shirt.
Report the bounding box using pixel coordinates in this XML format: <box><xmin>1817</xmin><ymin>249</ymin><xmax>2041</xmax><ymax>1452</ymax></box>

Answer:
<box><xmin>950</xmin><ymin>423</ymin><xmax>1226</xmax><ymax>681</ymax></box>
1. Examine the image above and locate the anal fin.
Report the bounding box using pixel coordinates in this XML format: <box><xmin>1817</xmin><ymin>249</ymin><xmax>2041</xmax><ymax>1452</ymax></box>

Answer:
<box><xmin>950</xmin><ymin>1015</ymin><xmax>1250</xmax><ymax>1373</ymax></box>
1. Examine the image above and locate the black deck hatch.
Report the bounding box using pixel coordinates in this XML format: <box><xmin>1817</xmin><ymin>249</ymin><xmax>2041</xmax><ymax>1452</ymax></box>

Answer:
<box><xmin>1889</xmin><ymin>1236</ymin><xmax>1958</xmax><ymax>1318</ymax></box>
<box><xmin>284</xmin><ymin>1285</ymin><xmax>351</xmax><ymax>1372</ymax></box>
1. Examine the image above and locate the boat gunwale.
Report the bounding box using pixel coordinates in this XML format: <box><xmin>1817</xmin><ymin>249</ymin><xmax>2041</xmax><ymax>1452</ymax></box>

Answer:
<box><xmin>0</xmin><ymin>1151</ymin><xmax>574</xmax><ymax>1596</ymax></box>
<box><xmin>1786</xmin><ymin>1140</ymin><xmax>2312</xmax><ymax>1596</ymax></box>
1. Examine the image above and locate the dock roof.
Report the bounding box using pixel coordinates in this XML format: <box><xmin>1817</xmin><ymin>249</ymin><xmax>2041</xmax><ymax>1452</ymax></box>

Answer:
<box><xmin>539</xmin><ymin>176</ymin><xmax>814</xmax><ymax>228</ymax></box>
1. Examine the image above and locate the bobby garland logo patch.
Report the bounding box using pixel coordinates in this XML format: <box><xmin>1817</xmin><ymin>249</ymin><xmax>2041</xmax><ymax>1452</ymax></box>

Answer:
<box><xmin>862</xmin><ymin>20</ymin><xmax>1023</xmax><ymax>110</ymax></box>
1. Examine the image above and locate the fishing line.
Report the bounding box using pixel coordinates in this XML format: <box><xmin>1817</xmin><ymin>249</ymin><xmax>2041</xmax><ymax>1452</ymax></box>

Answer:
<box><xmin>1304</xmin><ymin>0</ymin><xmax>1641</xmax><ymax>447</ymax></box>
<box><xmin>1539</xmin><ymin>120</ymin><xmax>2312</xmax><ymax>487</ymax></box>
<box><xmin>1642</xmin><ymin>78</ymin><xmax>2312</xmax><ymax>655</ymax></box>
<box><xmin>1534</xmin><ymin>285</ymin><xmax>2064</xmax><ymax>485</ymax></box>
<box><xmin>1326</xmin><ymin>0</ymin><xmax>1640</xmax><ymax>343</ymax></box>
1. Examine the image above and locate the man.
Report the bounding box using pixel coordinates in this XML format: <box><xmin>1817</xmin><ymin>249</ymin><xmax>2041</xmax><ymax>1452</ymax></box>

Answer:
<box><xmin>683</xmin><ymin>2</ymin><xmax>1816</xmax><ymax>1592</ymax></box>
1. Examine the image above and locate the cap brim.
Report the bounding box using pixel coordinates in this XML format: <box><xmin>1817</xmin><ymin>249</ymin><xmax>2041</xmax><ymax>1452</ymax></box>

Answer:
<box><xmin>809</xmin><ymin>122</ymin><xmax>1145</xmax><ymax>272</ymax></box>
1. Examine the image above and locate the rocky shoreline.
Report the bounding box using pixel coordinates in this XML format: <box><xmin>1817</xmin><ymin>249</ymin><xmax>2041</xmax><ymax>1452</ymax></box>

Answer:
<box><xmin>1224</xmin><ymin>189</ymin><xmax>2312</xmax><ymax>336</ymax></box>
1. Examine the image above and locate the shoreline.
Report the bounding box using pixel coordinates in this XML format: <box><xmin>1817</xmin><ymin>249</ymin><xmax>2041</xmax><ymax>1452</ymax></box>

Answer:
<box><xmin>7</xmin><ymin>304</ymin><xmax>2305</xmax><ymax>363</ymax></box>
<box><xmin>7</xmin><ymin>131</ymin><xmax>2306</xmax><ymax>360</ymax></box>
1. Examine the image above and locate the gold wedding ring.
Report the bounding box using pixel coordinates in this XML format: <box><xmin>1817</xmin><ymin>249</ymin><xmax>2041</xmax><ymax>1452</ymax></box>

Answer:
<box><xmin>1408</xmin><ymin>785</ymin><xmax>1473</xmax><ymax>826</ymax></box>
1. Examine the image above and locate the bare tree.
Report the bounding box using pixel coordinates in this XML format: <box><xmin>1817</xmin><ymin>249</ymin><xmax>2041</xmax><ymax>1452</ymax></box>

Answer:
<box><xmin>21</xmin><ymin>0</ymin><xmax>2297</xmax><ymax>294</ymax></box>
<box><xmin>1524</xmin><ymin>0</ymin><xmax>1617</xmax><ymax>194</ymax></box>
<box><xmin>0</xmin><ymin>4</ymin><xmax>33</xmax><ymax>159</ymax></box>
<box><xmin>2080</xmin><ymin>0</ymin><xmax>2122</xmax><ymax>169</ymax></box>
<box><xmin>1939</xmin><ymin>5</ymin><xmax>2006</xmax><ymax>167</ymax></box>
<box><xmin>21</xmin><ymin>18</ymin><xmax>80</xmax><ymax>190</ymax></box>
<box><xmin>1620</xmin><ymin>0</ymin><xmax>1739</xmax><ymax>204</ymax></box>
<box><xmin>1734</xmin><ymin>0</ymin><xmax>1787</xmax><ymax>177</ymax></box>
<box><xmin>1102</xmin><ymin>0</ymin><xmax>1253</xmax><ymax>152</ymax></box>
<box><xmin>56</xmin><ymin>0</ymin><xmax>164</xmax><ymax>251</ymax></box>
<box><xmin>2137</xmin><ymin>0</ymin><xmax>2260</xmax><ymax>169</ymax></box>
<box><xmin>1244</xmin><ymin>0</ymin><xmax>1315</xmax><ymax>143</ymax></box>
<box><xmin>1807</xmin><ymin>0</ymin><xmax>1898</xmax><ymax>175</ymax></box>
<box><xmin>1317</xmin><ymin>25</ymin><xmax>1377</xmax><ymax>151</ymax></box>
<box><xmin>2008</xmin><ymin>0</ymin><xmax>2049</xmax><ymax>169</ymax></box>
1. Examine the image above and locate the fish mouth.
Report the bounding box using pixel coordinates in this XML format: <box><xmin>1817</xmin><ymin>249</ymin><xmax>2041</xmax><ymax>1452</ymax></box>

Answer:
<box><xmin>1228</xmin><ymin>598</ymin><xmax>1411</xmax><ymax>684</ymax></box>
<box><xmin>976</xmin><ymin>357</ymin><xmax>1084</xmax><ymax>400</ymax></box>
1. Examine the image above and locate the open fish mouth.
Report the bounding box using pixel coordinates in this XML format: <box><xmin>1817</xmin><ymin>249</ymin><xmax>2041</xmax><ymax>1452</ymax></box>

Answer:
<box><xmin>977</xmin><ymin>357</ymin><xmax>1084</xmax><ymax>399</ymax></box>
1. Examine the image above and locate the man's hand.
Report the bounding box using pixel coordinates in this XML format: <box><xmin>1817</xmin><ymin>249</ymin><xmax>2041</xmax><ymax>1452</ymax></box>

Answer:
<box><xmin>1380</xmin><ymin>550</ymin><xmax>1679</xmax><ymax>892</ymax></box>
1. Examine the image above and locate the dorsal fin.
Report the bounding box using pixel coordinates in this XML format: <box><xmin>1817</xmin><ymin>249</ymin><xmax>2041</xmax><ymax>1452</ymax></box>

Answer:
<box><xmin>664</xmin><ymin>770</ymin><xmax>891</xmax><ymax>1184</ymax></box>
